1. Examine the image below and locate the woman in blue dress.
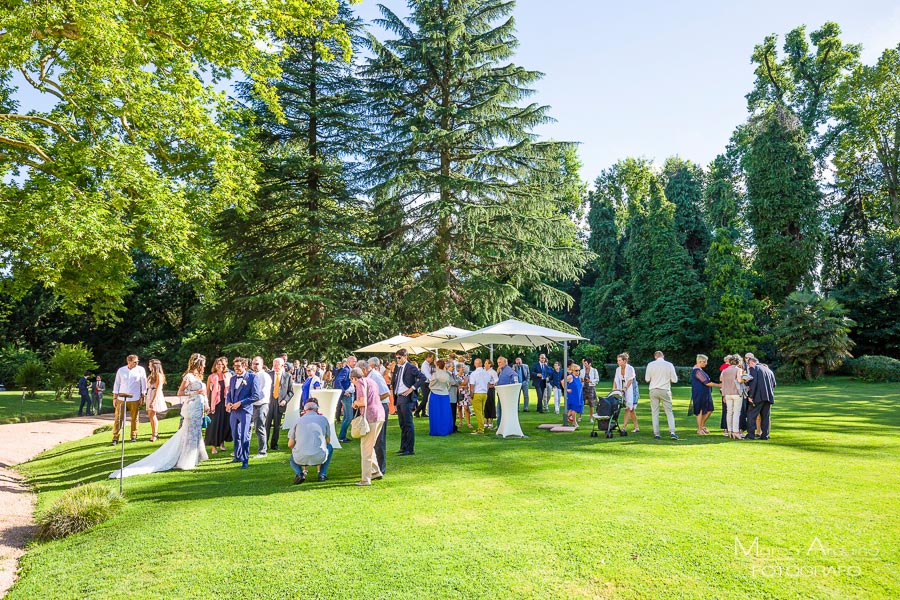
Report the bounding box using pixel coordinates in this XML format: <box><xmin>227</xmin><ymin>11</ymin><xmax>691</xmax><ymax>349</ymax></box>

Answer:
<box><xmin>691</xmin><ymin>354</ymin><xmax>721</xmax><ymax>435</ymax></box>
<box><xmin>565</xmin><ymin>363</ymin><xmax>583</xmax><ymax>428</ymax></box>
<box><xmin>427</xmin><ymin>360</ymin><xmax>454</xmax><ymax>436</ymax></box>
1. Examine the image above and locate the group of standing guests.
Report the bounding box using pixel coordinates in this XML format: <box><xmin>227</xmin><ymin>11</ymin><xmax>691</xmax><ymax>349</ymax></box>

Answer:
<box><xmin>690</xmin><ymin>352</ymin><xmax>777</xmax><ymax>440</ymax></box>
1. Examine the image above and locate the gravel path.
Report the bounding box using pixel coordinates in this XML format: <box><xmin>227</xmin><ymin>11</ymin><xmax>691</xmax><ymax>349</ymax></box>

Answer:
<box><xmin>0</xmin><ymin>413</ymin><xmax>114</xmax><ymax>598</ymax></box>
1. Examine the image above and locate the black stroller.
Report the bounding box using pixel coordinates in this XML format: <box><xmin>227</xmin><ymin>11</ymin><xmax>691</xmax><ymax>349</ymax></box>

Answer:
<box><xmin>590</xmin><ymin>390</ymin><xmax>626</xmax><ymax>439</ymax></box>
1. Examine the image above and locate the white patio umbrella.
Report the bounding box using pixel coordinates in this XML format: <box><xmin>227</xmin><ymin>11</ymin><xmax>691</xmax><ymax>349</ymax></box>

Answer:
<box><xmin>411</xmin><ymin>326</ymin><xmax>482</xmax><ymax>352</ymax></box>
<box><xmin>355</xmin><ymin>334</ymin><xmax>429</xmax><ymax>355</ymax></box>
<box><xmin>451</xmin><ymin>319</ymin><xmax>586</xmax><ymax>426</ymax></box>
<box><xmin>449</xmin><ymin>319</ymin><xmax>585</xmax><ymax>348</ymax></box>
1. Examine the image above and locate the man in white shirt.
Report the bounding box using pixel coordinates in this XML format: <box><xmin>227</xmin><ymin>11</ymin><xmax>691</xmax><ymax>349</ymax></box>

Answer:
<box><xmin>364</xmin><ymin>358</ymin><xmax>391</xmax><ymax>475</ymax></box>
<box><xmin>111</xmin><ymin>354</ymin><xmax>148</xmax><ymax>444</ymax></box>
<box><xmin>468</xmin><ymin>358</ymin><xmax>493</xmax><ymax>435</ymax></box>
<box><xmin>645</xmin><ymin>350</ymin><xmax>679</xmax><ymax>440</ymax></box>
<box><xmin>288</xmin><ymin>402</ymin><xmax>333</xmax><ymax>484</ymax></box>
<box><xmin>250</xmin><ymin>356</ymin><xmax>273</xmax><ymax>457</ymax></box>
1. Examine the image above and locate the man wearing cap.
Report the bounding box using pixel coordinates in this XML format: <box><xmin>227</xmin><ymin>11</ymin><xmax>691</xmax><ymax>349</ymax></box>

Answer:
<box><xmin>287</xmin><ymin>401</ymin><xmax>333</xmax><ymax>483</ymax></box>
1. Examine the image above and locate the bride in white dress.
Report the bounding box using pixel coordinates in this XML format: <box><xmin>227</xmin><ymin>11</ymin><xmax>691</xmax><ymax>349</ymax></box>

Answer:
<box><xmin>110</xmin><ymin>354</ymin><xmax>210</xmax><ymax>479</ymax></box>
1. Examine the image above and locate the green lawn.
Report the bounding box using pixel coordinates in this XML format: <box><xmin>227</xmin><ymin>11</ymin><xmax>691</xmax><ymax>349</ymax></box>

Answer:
<box><xmin>0</xmin><ymin>390</ymin><xmax>111</xmax><ymax>424</ymax></box>
<box><xmin>11</xmin><ymin>378</ymin><xmax>900</xmax><ymax>599</ymax></box>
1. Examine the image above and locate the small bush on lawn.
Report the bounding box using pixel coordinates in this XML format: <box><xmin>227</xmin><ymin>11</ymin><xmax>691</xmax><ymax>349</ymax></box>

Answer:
<box><xmin>844</xmin><ymin>355</ymin><xmax>900</xmax><ymax>383</ymax></box>
<box><xmin>15</xmin><ymin>359</ymin><xmax>47</xmax><ymax>398</ymax></box>
<box><xmin>37</xmin><ymin>483</ymin><xmax>125</xmax><ymax>541</ymax></box>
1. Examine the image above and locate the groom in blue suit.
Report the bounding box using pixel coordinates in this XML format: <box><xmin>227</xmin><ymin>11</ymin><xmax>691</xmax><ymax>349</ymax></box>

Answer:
<box><xmin>225</xmin><ymin>357</ymin><xmax>256</xmax><ymax>469</ymax></box>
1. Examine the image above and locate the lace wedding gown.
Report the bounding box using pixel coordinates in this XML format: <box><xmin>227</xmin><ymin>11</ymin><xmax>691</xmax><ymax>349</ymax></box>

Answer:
<box><xmin>110</xmin><ymin>373</ymin><xmax>209</xmax><ymax>479</ymax></box>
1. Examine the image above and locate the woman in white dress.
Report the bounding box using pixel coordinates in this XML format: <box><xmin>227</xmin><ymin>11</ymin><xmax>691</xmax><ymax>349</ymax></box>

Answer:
<box><xmin>110</xmin><ymin>354</ymin><xmax>210</xmax><ymax>479</ymax></box>
<box><xmin>614</xmin><ymin>352</ymin><xmax>639</xmax><ymax>433</ymax></box>
<box><xmin>146</xmin><ymin>359</ymin><xmax>168</xmax><ymax>442</ymax></box>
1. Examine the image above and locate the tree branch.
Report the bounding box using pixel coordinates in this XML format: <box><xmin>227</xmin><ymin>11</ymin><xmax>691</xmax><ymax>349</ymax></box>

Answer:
<box><xmin>0</xmin><ymin>136</ymin><xmax>52</xmax><ymax>162</ymax></box>
<box><xmin>146</xmin><ymin>29</ymin><xmax>193</xmax><ymax>51</ymax></box>
<box><xmin>0</xmin><ymin>114</ymin><xmax>77</xmax><ymax>143</ymax></box>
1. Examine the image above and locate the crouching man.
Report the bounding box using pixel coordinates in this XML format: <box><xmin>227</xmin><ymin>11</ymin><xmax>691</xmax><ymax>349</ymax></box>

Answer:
<box><xmin>287</xmin><ymin>401</ymin><xmax>334</xmax><ymax>484</ymax></box>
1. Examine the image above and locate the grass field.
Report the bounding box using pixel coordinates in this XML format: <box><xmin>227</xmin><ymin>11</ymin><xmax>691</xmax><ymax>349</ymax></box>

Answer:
<box><xmin>11</xmin><ymin>378</ymin><xmax>900</xmax><ymax>599</ymax></box>
<box><xmin>0</xmin><ymin>390</ymin><xmax>111</xmax><ymax>424</ymax></box>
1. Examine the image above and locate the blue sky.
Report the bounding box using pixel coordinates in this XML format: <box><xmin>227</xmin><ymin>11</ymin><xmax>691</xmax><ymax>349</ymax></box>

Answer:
<box><xmin>356</xmin><ymin>0</ymin><xmax>900</xmax><ymax>180</ymax></box>
<box><xmin>11</xmin><ymin>0</ymin><xmax>900</xmax><ymax>183</ymax></box>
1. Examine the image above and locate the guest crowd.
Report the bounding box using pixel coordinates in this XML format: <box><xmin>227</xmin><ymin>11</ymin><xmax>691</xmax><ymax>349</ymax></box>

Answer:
<box><xmin>101</xmin><ymin>346</ymin><xmax>776</xmax><ymax>486</ymax></box>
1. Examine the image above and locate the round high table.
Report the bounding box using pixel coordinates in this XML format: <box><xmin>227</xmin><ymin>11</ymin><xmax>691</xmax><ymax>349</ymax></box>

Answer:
<box><xmin>311</xmin><ymin>388</ymin><xmax>343</xmax><ymax>450</ymax></box>
<box><xmin>495</xmin><ymin>383</ymin><xmax>526</xmax><ymax>438</ymax></box>
<box><xmin>281</xmin><ymin>381</ymin><xmax>303</xmax><ymax>431</ymax></box>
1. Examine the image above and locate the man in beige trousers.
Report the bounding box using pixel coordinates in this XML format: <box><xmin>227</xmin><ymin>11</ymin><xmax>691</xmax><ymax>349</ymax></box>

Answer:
<box><xmin>645</xmin><ymin>351</ymin><xmax>679</xmax><ymax>440</ymax></box>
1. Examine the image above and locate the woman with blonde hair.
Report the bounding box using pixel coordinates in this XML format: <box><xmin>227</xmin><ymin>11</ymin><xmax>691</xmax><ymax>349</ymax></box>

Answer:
<box><xmin>110</xmin><ymin>353</ymin><xmax>209</xmax><ymax>478</ymax></box>
<box><xmin>205</xmin><ymin>356</ymin><xmax>232</xmax><ymax>454</ymax></box>
<box><xmin>691</xmin><ymin>354</ymin><xmax>720</xmax><ymax>435</ymax></box>
<box><xmin>145</xmin><ymin>359</ymin><xmax>168</xmax><ymax>442</ymax></box>
<box><xmin>614</xmin><ymin>353</ymin><xmax>639</xmax><ymax>433</ymax></box>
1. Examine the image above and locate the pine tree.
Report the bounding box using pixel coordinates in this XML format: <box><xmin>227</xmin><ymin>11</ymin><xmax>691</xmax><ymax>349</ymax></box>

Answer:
<box><xmin>364</xmin><ymin>0</ymin><xmax>587</xmax><ymax>331</ymax></box>
<box><xmin>662</xmin><ymin>157</ymin><xmax>711</xmax><ymax>275</ymax></box>
<box><xmin>210</xmin><ymin>5</ymin><xmax>377</xmax><ymax>358</ymax></box>
<box><xmin>744</xmin><ymin>107</ymin><xmax>822</xmax><ymax>306</ymax></box>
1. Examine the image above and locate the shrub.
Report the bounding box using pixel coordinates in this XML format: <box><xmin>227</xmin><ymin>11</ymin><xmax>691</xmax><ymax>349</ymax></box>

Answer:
<box><xmin>775</xmin><ymin>363</ymin><xmax>806</xmax><ymax>384</ymax></box>
<box><xmin>0</xmin><ymin>344</ymin><xmax>39</xmax><ymax>387</ymax></box>
<box><xmin>48</xmin><ymin>343</ymin><xmax>98</xmax><ymax>401</ymax></box>
<box><xmin>37</xmin><ymin>483</ymin><xmax>125</xmax><ymax>541</ymax></box>
<box><xmin>844</xmin><ymin>355</ymin><xmax>900</xmax><ymax>383</ymax></box>
<box><xmin>774</xmin><ymin>291</ymin><xmax>855</xmax><ymax>380</ymax></box>
<box><xmin>14</xmin><ymin>359</ymin><xmax>47</xmax><ymax>398</ymax></box>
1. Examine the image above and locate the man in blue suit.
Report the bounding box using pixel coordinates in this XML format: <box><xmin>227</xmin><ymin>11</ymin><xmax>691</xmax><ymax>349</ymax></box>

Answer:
<box><xmin>225</xmin><ymin>357</ymin><xmax>256</xmax><ymax>469</ymax></box>
<box><xmin>745</xmin><ymin>355</ymin><xmax>776</xmax><ymax>440</ymax></box>
<box><xmin>531</xmin><ymin>354</ymin><xmax>550</xmax><ymax>413</ymax></box>
<box><xmin>392</xmin><ymin>349</ymin><xmax>427</xmax><ymax>455</ymax></box>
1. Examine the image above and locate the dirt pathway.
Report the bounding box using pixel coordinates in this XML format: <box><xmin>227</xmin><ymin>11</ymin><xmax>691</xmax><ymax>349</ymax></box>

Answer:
<box><xmin>0</xmin><ymin>413</ymin><xmax>114</xmax><ymax>598</ymax></box>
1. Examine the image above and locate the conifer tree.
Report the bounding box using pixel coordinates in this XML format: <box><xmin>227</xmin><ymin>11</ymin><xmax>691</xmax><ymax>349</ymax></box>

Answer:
<box><xmin>210</xmin><ymin>5</ymin><xmax>377</xmax><ymax>357</ymax></box>
<box><xmin>703</xmin><ymin>155</ymin><xmax>760</xmax><ymax>358</ymax></box>
<box><xmin>364</xmin><ymin>0</ymin><xmax>587</xmax><ymax>330</ymax></box>
<box><xmin>662</xmin><ymin>157</ymin><xmax>710</xmax><ymax>275</ymax></box>
<box><xmin>624</xmin><ymin>177</ymin><xmax>702</xmax><ymax>361</ymax></box>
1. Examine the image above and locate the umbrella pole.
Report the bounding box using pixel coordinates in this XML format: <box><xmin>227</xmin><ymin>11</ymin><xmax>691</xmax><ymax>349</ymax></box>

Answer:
<box><xmin>490</xmin><ymin>344</ymin><xmax>494</xmax><ymax>363</ymax></box>
<box><xmin>562</xmin><ymin>341</ymin><xmax>568</xmax><ymax>426</ymax></box>
<box><xmin>119</xmin><ymin>400</ymin><xmax>127</xmax><ymax>494</ymax></box>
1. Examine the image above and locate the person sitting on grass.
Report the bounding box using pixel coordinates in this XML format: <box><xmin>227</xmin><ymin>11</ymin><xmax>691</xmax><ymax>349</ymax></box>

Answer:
<box><xmin>287</xmin><ymin>401</ymin><xmax>333</xmax><ymax>484</ymax></box>
<box><xmin>565</xmin><ymin>363</ymin><xmax>583</xmax><ymax>428</ymax></box>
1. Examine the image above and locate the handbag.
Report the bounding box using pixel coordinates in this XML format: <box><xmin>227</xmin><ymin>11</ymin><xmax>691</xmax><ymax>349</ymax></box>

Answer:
<box><xmin>350</xmin><ymin>380</ymin><xmax>371</xmax><ymax>439</ymax></box>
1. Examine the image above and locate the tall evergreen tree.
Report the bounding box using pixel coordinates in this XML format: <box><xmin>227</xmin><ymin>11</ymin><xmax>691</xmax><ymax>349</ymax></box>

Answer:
<box><xmin>579</xmin><ymin>160</ymin><xmax>643</xmax><ymax>351</ymax></box>
<box><xmin>210</xmin><ymin>5</ymin><xmax>376</xmax><ymax>358</ymax></box>
<box><xmin>704</xmin><ymin>155</ymin><xmax>759</xmax><ymax>358</ymax></box>
<box><xmin>744</xmin><ymin>107</ymin><xmax>822</xmax><ymax>306</ymax></box>
<box><xmin>662</xmin><ymin>157</ymin><xmax>711</xmax><ymax>275</ymax></box>
<box><xmin>624</xmin><ymin>177</ymin><xmax>702</xmax><ymax>362</ymax></box>
<box><xmin>364</xmin><ymin>0</ymin><xmax>587</xmax><ymax>331</ymax></box>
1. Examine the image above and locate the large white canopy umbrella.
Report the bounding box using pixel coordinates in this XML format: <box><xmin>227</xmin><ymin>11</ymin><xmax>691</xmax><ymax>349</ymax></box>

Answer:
<box><xmin>409</xmin><ymin>326</ymin><xmax>482</xmax><ymax>352</ymax></box>
<box><xmin>450</xmin><ymin>319</ymin><xmax>586</xmax><ymax>426</ymax></box>
<box><xmin>355</xmin><ymin>334</ymin><xmax>429</xmax><ymax>355</ymax></box>
<box><xmin>448</xmin><ymin>319</ymin><xmax>585</xmax><ymax>348</ymax></box>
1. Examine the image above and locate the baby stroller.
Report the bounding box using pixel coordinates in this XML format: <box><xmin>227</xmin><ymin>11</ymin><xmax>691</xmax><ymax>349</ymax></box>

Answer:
<box><xmin>590</xmin><ymin>390</ymin><xmax>626</xmax><ymax>439</ymax></box>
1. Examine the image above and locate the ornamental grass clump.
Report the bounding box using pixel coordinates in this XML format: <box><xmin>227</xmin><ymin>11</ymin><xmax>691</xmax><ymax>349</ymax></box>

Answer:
<box><xmin>37</xmin><ymin>483</ymin><xmax>125</xmax><ymax>541</ymax></box>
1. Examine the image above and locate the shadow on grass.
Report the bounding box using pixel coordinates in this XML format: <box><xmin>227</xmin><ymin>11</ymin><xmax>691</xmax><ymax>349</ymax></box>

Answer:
<box><xmin>18</xmin><ymin>378</ymin><xmax>900</xmax><ymax>505</ymax></box>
